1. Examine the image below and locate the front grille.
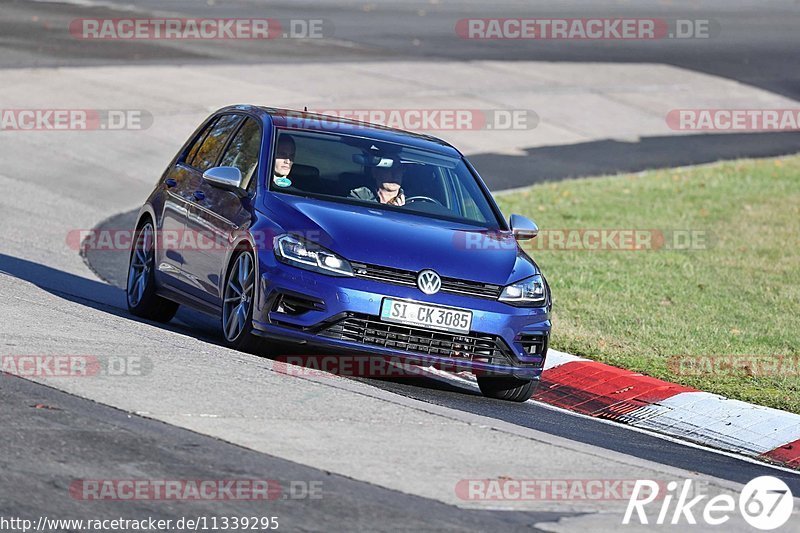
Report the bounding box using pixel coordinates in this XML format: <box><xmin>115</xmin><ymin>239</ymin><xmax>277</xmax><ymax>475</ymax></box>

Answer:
<box><xmin>319</xmin><ymin>314</ymin><xmax>513</xmax><ymax>365</ymax></box>
<box><xmin>350</xmin><ymin>262</ymin><xmax>502</xmax><ymax>299</ymax></box>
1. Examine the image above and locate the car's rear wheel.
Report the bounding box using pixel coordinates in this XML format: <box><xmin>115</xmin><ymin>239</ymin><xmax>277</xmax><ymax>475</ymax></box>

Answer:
<box><xmin>477</xmin><ymin>376</ymin><xmax>538</xmax><ymax>402</ymax></box>
<box><xmin>127</xmin><ymin>220</ymin><xmax>179</xmax><ymax>323</ymax></box>
<box><xmin>222</xmin><ymin>248</ymin><xmax>264</xmax><ymax>352</ymax></box>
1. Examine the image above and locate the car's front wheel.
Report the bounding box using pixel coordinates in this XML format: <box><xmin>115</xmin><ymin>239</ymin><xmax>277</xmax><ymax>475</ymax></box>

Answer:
<box><xmin>222</xmin><ymin>248</ymin><xmax>263</xmax><ymax>352</ymax></box>
<box><xmin>477</xmin><ymin>376</ymin><xmax>538</xmax><ymax>402</ymax></box>
<box><xmin>127</xmin><ymin>220</ymin><xmax>179</xmax><ymax>323</ymax></box>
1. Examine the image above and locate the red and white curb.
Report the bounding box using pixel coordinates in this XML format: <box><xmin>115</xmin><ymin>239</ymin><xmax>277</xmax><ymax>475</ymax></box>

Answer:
<box><xmin>429</xmin><ymin>350</ymin><xmax>800</xmax><ymax>470</ymax></box>
<box><xmin>535</xmin><ymin>351</ymin><xmax>800</xmax><ymax>470</ymax></box>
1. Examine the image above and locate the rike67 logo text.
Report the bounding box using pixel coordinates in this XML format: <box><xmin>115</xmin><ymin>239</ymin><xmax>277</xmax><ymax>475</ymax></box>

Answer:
<box><xmin>624</xmin><ymin>476</ymin><xmax>794</xmax><ymax>530</ymax></box>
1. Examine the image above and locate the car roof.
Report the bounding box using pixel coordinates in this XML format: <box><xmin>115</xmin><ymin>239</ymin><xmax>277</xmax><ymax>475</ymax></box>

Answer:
<box><xmin>214</xmin><ymin>104</ymin><xmax>463</xmax><ymax>157</ymax></box>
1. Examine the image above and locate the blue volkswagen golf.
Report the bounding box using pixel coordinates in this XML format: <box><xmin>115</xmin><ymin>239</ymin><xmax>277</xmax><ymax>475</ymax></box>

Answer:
<box><xmin>127</xmin><ymin>106</ymin><xmax>551</xmax><ymax>401</ymax></box>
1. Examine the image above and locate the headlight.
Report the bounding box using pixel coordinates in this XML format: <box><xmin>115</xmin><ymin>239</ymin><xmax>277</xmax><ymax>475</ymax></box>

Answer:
<box><xmin>499</xmin><ymin>274</ymin><xmax>547</xmax><ymax>307</ymax></box>
<box><xmin>274</xmin><ymin>234</ymin><xmax>354</xmax><ymax>277</ymax></box>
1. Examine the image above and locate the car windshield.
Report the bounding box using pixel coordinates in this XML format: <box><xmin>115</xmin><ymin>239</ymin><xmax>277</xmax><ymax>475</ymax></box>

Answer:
<box><xmin>267</xmin><ymin>128</ymin><xmax>503</xmax><ymax>229</ymax></box>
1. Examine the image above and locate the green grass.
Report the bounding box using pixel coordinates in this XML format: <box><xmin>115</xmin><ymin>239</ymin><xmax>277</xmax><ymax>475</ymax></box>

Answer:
<box><xmin>495</xmin><ymin>156</ymin><xmax>800</xmax><ymax>413</ymax></box>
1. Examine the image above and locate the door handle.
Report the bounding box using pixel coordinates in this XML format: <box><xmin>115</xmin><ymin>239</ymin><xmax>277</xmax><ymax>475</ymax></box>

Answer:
<box><xmin>165</xmin><ymin>178</ymin><xmax>177</xmax><ymax>188</ymax></box>
<box><xmin>193</xmin><ymin>190</ymin><xmax>205</xmax><ymax>201</ymax></box>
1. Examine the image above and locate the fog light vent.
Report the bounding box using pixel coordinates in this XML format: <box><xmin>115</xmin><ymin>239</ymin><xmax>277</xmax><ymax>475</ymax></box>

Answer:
<box><xmin>272</xmin><ymin>293</ymin><xmax>323</xmax><ymax>316</ymax></box>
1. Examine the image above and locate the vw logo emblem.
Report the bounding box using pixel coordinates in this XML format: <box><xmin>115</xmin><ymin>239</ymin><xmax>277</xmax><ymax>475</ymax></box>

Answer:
<box><xmin>417</xmin><ymin>269</ymin><xmax>442</xmax><ymax>295</ymax></box>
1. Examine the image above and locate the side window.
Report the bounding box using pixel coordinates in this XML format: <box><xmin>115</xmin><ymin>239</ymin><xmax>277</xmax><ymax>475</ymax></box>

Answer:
<box><xmin>220</xmin><ymin>117</ymin><xmax>262</xmax><ymax>191</ymax></box>
<box><xmin>189</xmin><ymin>114</ymin><xmax>242</xmax><ymax>172</ymax></box>
<box><xmin>184</xmin><ymin>119</ymin><xmax>215</xmax><ymax>166</ymax></box>
<box><xmin>447</xmin><ymin>168</ymin><xmax>487</xmax><ymax>223</ymax></box>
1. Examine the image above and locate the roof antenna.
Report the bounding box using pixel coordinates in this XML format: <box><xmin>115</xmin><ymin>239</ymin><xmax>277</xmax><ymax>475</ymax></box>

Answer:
<box><xmin>304</xmin><ymin>106</ymin><xmax>308</xmax><ymax>112</ymax></box>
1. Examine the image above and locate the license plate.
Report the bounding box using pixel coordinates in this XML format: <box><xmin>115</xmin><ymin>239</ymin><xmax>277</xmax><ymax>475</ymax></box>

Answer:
<box><xmin>380</xmin><ymin>298</ymin><xmax>473</xmax><ymax>334</ymax></box>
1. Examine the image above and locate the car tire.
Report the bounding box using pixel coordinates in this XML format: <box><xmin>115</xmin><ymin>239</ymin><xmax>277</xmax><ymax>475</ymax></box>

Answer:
<box><xmin>221</xmin><ymin>247</ymin><xmax>266</xmax><ymax>353</ymax></box>
<box><xmin>126</xmin><ymin>220</ymin><xmax>179</xmax><ymax>323</ymax></box>
<box><xmin>477</xmin><ymin>376</ymin><xmax>538</xmax><ymax>402</ymax></box>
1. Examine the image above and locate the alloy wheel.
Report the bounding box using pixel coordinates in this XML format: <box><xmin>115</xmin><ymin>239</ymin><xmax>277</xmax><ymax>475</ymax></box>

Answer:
<box><xmin>127</xmin><ymin>223</ymin><xmax>154</xmax><ymax>308</ymax></box>
<box><xmin>222</xmin><ymin>251</ymin><xmax>255</xmax><ymax>342</ymax></box>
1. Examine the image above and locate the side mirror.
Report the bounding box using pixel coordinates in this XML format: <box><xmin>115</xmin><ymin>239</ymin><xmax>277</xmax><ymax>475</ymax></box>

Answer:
<box><xmin>202</xmin><ymin>166</ymin><xmax>244</xmax><ymax>193</ymax></box>
<box><xmin>509</xmin><ymin>214</ymin><xmax>539</xmax><ymax>240</ymax></box>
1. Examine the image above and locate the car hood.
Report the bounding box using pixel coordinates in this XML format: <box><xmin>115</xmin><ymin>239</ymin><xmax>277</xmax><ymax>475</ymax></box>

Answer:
<box><xmin>263</xmin><ymin>194</ymin><xmax>538</xmax><ymax>286</ymax></box>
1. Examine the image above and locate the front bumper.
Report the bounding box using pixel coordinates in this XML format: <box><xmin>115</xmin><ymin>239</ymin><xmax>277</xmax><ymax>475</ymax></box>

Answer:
<box><xmin>251</xmin><ymin>255</ymin><xmax>551</xmax><ymax>379</ymax></box>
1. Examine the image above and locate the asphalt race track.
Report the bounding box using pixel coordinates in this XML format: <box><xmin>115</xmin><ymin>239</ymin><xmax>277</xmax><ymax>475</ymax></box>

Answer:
<box><xmin>1</xmin><ymin>0</ymin><xmax>799</xmax><ymax>531</ymax></box>
<box><xmin>2</xmin><ymin>0</ymin><xmax>800</xmax><ymax>183</ymax></box>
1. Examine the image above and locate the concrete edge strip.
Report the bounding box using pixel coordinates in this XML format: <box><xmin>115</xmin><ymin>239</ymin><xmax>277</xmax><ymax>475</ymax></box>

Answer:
<box><xmin>537</xmin><ymin>352</ymin><xmax>800</xmax><ymax>471</ymax></box>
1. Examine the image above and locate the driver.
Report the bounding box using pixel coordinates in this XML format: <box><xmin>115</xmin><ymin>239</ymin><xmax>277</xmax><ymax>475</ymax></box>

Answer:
<box><xmin>272</xmin><ymin>134</ymin><xmax>296</xmax><ymax>189</ymax></box>
<box><xmin>349</xmin><ymin>157</ymin><xmax>405</xmax><ymax>206</ymax></box>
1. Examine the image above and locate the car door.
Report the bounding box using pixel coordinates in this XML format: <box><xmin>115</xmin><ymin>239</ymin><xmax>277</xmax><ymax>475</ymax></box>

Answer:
<box><xmin>155</xmin><ymin>117</ymin><xmax>220</xmax><ymax>289</ymax></box>
<box><xmin>177</xmin><ymin>113</ymin><xmax>244</xmax><ymax>303</ymax></box>
<box><xmin>182</xmin><ymin>114</ymin><xmax>261</xmax><ymax>304</ymax></box>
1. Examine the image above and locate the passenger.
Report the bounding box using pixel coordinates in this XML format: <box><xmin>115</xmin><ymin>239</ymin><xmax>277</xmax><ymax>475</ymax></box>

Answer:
<box><xmin>349</xmin><ymin>158</ymin><xmax>406</xmax><ymax>206</ymax></box>
<box><xmin>272</xmin><ymin>134</ymin><xmax>296</xmax><ymax>189</ymax></box>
